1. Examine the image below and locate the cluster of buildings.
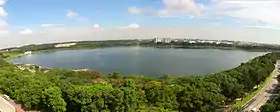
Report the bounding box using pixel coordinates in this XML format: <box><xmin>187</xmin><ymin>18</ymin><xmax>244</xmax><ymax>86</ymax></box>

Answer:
<box><xmin>152</xmin><ymin>37</ymin><xmax>280</xmax><ymax>47</ymax></box>
<box><xmin>153</xmin><ymin>38</ymin><xmax>235</xmax><ymax>45</ymax></box>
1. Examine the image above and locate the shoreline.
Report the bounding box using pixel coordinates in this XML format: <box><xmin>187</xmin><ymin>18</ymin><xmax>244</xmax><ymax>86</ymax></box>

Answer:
<box><xmin>4</xmin><ymin>45</ymin><xmax>271</xmax><ymax>61</ymax></box>
<box><xmin>6</xmin><ymin>46</ymin><xmax>269</xmax><ymax>77</ymax></box>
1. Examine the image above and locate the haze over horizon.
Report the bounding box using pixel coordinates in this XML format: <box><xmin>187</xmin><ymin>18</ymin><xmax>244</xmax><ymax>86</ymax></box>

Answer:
<box><xmin>1</xmin><ymin>0</ymin><xmax>280</xmax><ymax>48</ymax></box>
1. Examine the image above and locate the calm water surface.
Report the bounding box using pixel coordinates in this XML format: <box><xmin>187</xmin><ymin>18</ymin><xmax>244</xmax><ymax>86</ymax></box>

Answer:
<box><xmin>9</xmin><ymin>47</ymin><xmax>267</xmax><ymax>77</ymax></box>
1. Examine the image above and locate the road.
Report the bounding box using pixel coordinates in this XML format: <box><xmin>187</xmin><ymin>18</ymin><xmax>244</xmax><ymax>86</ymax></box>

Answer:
<box><xmin>243</xmin><ymin>68</ymin><xmax>279</xmax><ymax>111</ymax></box>
<box><xmin>0</xmin><ymin>96</ymin><xmax>15</xmax><ymax>112</ymax></box>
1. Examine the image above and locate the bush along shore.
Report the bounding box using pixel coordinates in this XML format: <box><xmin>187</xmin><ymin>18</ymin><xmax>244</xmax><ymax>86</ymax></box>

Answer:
<box><xmin>0</xmin><ymin>52</ymin><xmax>279</xmax><ymax>112</ymax></box>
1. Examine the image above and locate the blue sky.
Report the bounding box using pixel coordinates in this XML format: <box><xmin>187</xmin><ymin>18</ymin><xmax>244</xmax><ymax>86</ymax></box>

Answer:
<box><xmin>5</xmin><ymin>0</ymin><xmax>161</xmax><ymax>28</ymax></box>
<box><xmin>0</xmin><ymin>0</ymin><xmax>280</xmax><ymax>48</ymax></box>
<box><xmin>3</xmin><ymin>0</ymin><xmax>236</xmax><ymax>28</ymax></box>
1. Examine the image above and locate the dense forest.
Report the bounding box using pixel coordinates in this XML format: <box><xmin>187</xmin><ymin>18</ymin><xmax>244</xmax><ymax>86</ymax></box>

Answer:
<box><xmin>0</xmin><ymin>52</ymin><xmax>279</xmax><ymax>112</ymax></box>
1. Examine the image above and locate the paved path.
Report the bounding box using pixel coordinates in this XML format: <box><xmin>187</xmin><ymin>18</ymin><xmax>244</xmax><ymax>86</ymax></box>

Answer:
<box><xmin>243</xmin><ymin>69</ymin><xmax>279</xmax><ymax>111</ymax></box>
<box><xmin>0</xmin><ymin>96</ymin><xmax>15</xmax><ymax>112</ymax></box>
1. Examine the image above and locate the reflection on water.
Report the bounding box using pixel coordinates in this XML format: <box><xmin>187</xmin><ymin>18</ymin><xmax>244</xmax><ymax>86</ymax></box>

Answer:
<box><xmin>8</xmin><ymin>47</ymin><xmax>267</xmax><ymax>77</ymax></box>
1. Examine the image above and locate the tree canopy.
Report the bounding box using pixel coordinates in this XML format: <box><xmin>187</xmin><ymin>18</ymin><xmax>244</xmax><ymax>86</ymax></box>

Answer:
<box><xmin>0</xmin><ymin>52</ymin><xmax>279</xmax><ymax>112</ymax></box>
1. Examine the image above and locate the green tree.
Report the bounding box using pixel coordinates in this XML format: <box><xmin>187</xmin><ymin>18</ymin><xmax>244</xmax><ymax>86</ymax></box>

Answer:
<box><xmin>66</xmin><ymin>84</ymin><xmax>114</xmax><ymax>112</ymax></box>
<box><xmin>205</xmin><ymin>74</ymin><xmax>244</xmax><ymax>101</ymax></box>
<box><xmin>177</xmin><ymin>82</ymin><xmax>226</xmax><ymax>112</ymax></box>
<box><xmin>43</xmin><ymin>86</ymin><xmax>67</xmax><ymax>112</ymax></box>
<box><xmin>145</xmin><ymin>85</ymin><xmax>179</xmax><ymax>110</ymax></box>
<box><xmin>149</xmin><ymin>106</ymin><xmax>177</xmax><ymax>112</ymax></box>
<box><xmin>109</xmin><ymin>71</ymin><xmax>122</xmax><ymax>79</ymax></box>
<box><xmin>260</xmin><ymin>104</ymin><xmax>276</xmax><ymax>112</ymax></box>
<box><xmin>121</xmin><ymin>87</ymin><xmax>146</xmax><ymax>111</ymax></box>
<box><xmin>159</xmin><ymin>75</ymin><xmax>175</xmax><ymax>85</ymax></box>
<box><xmin>123</xmin><ymin>79</ymin><xmax>139</xmax><ymax>90</ymax></box>
<box><xmin>14</xmin><ymin>80</ymin><xmax>44</xmax><ymax>109</ymax></box>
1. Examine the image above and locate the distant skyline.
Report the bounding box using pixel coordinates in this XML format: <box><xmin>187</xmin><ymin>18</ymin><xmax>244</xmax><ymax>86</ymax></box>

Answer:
<box><xmin>1</xmin><ymin>0</ymin><xmax>280</xmax><ymax>48</ymax></box>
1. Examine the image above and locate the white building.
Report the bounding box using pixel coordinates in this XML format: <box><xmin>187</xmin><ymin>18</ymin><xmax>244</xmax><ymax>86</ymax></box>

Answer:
<box><xmin>222</xmin><ymin>42</ymin><xmax>233</xmax><ymax>45</ymax></box>
<box><xmin>197</xmin><ymin>40</ymin><xmax>215</xmax><ymax>43</ymax></box>
<box><xmin>154</xmin><ymin>38</ymin><xmax>162</xmax><ymax>43</ymax></box>
<box><xmin>153</xmin><ymin>38</ymin><xmax>171</xmax><ymax>43</ymax></box>
<box><xmin>55</xmin><ymin>43</ymin><xmax>77</xmax><ymax>48</ymax></box>
<box><xmin>189</xmin><ymin>41</ymin><xmax>196</xmax><ymax>44</ymax></box>
<box><xmin>24</xmin><ymin>51</ymin><xmax>32</xmax><ymax>55</ymax></box>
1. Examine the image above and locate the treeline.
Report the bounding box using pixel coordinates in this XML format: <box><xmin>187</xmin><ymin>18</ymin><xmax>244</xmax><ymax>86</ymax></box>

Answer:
<box><xmin>0</xmin><ymin>40</ymin><xmax>141</xmax><ymax>60</ymax></box>
<box><xmin>140</xmin><ymin>41</ymin><xmax>280</xmax><ymax>51</ymax></box>
<box><xmin>1</xmin><ymin>40</ymin><xmax>141</xmax><ymax>53</ymax></box>
<box><xmin>2</xmin><ymin>40</ymin><xmax>280</xmax><ymax>56</ymax></box>
<box><xmin>0</xmin><ymin>53</ymin><xmax>279</xmax><ymax>112</ymax></box>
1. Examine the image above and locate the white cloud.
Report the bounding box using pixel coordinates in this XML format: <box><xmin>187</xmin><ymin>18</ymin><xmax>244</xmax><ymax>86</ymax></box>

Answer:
<box><xmin>157</xmin><ymin>9</ymin><xmax>172</xmax><ymax>18</ymax></box>
<box><xmin>0</xmin><ymin>19</ymin><xmax>7</xmax><ymax>29</ymax></box>
<box><xmin>245</xmin><ymin>24</ymin><xmax>280</xmax><ymax>30</ymax></box>
<box><xmin>0</xmin><ymin>7</ymin><xmax>7</xmax><ymax>17</ymax></box>
<box><xmin>40</xmin><ymin>24</ymin><xmax>63</xmax><ymax>28</ymax></box>
<box><xmin>155</xmin><ymin>0</ymin><xmax>280</xmax><ymax>25</ymax></box>
<box><xmin>0</xmin><ymin>30</ymin><xmax>8</xmax><ymax>35</ymax></box>
<box><xmin>66</xmin><ymin>10</ymin><xmax>87</xmax><ymax>21</ymax></box>
<box><xmin>19</xmin><ymin>29</ymin><xmax>33</xmax><ymax>35</ymax></box>
<box><xmin>226</xmin><ymin>1</ymin><xmax>280</xmax><ymax>25</ymax></box>
<box><xmin>157</xmin><ymin>0</ymin><xmax>204</xmax><ymax>18</ymax></box>
<box><xmin>0</xmin><ymin>0</ymin><xmax>6</xmax><ymax>5</ymax></box>
<box><xmin>66</xmin><ymin>10</ymin><xmax>78</xmax><ymax>18</ymax></box>
<box><xmin>128</xmin><ymin>7</ymin><xmax>145</xmax><ymax>15</ymax></box>
<box><xmin>157</xmin><ymin>9</ymin><xmax>185</xmax><ymax>18</ymax></box>
<box><xmin>119</xmin><ymin>23</ymin><xmax>140</xmax><ymax>29</ymax></box>
<box><xmin>163</xmin><ymin>0</ymin><xmax>202</xmax><ymax>12</ymax></box>
<box><xmin>200</xmin><ymin>0</ymin><xmax>280</xmax><ymax>25</ymax></box>
<box><xmin>1</xmin><ymin>26</ymin><xmax>280</xmax><ymax>48</ymax></box>
<box><xmin>93</xmin><ymin>24</ymin><xmax>100</xmax><ymax>29</ymax></box>
<box><xmin>92</xmin><ymin>24</ymin><xmax>103</xmax><ymax>31</ymax></box>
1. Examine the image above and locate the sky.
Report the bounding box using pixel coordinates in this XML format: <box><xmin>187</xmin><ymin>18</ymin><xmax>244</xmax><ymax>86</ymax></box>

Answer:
<box><xmin>0</xmin><ymin>0</ymin><xmax>280</xmax><ymax>48</ymax></box>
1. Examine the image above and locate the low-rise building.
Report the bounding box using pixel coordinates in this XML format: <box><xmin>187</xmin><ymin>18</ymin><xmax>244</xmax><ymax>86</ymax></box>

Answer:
<box><xmin>222</xmin><ymin>42</ymin><xmax>233</xmax><ymax>45</ymax></box>
<box><xmin>55</xmin><ymin>43</ymin><xmax>77</xmax><ymax>48</ymax></box>
<box><xmin>189</xmin><ymin>41</ymin><xmax>196</xmax><ymax>44</ymax></box>
<box><xmin>24</xmin><ymin>51</ymin><xmax>32</xmax><ymax>55</ymax></box>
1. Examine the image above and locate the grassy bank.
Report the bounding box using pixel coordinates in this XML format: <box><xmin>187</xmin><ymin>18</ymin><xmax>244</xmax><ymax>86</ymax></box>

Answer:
<box><xmin>3</xmin><ymin>53</ymin><xmax>25</xmax><ymax>60</ymax></box>
<box><xmin>2</xmin><ymin>47</ymin><xmax>101</xmax><ymax>60</ymax></box>
<box><xmin>231</xmin><ymin>69</ymin><xmax>275</xmax><ymax>109</ymax></box>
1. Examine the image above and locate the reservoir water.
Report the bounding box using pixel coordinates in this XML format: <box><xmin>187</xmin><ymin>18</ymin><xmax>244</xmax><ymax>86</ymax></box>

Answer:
<box><xmin>9</xmin><ymin>47</ymin><xmax>267</xmax><ymax>77</ymax></box>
